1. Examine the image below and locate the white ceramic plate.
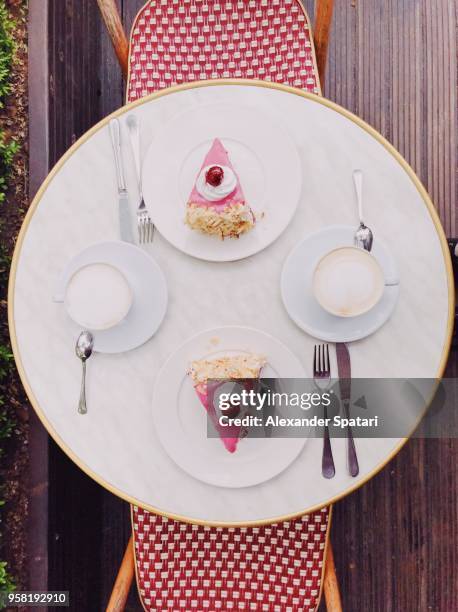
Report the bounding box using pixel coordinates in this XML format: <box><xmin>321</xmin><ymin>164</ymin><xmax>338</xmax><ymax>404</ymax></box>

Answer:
<box><xmin>141</xmin><ymin>104</ymin><xmax>302</xmax><ymax>262</ymax></box>
<box><xmin>281</xmin><ymin>226</ymin><xmax>400</xmax><ymax>342</ymax></box>
<box><xmin>54</xmin><ymin>241</ymin><xmax>168</xmax><ymax>353</ymax></box>
<box><xmin>152</xmin><ymin>326</ymin><xmax>308</xmax><ymax>488</ymax></box>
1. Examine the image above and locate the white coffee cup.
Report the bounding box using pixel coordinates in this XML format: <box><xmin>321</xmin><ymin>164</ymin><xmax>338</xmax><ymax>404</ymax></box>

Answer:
<box><xmin>55</xmin><ymin>262</ymin><xmax>133</xmax><ymax>330</ymax></box>
<box><xmin>312</xmin><ymin>246</ymin><xmax>395</xmax><ymax>318</ymax></box>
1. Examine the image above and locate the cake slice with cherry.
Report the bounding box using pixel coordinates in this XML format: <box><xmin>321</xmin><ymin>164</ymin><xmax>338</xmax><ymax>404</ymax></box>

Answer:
<box><xmin>188</xmin><ymin>353</ymin><xmax>266</xmax><ymax>453</ymax></box>
<box><xmin>185</xmin><ymin>138</ymin><xmax>255</xmax><ymax>239</ymax></box>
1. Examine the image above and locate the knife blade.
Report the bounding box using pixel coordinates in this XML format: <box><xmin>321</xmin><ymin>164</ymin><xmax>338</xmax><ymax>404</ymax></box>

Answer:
<box><xmin>118</xmin><ymin>190</ymin><xmax>134</xmax><ymax>244</ymax></box>
<box><xmin>336</xmin><ymin>342</ymin><xmax>351</xmax><ymax>400</ymax></box>
<box><xmin>109</xmin><ymin>119</ymin><xmax>135</xmax><ymax>244</ymax></box>
<box><xmin>335</xmin><ymin>342</ymin><xmax>359</xmax><ymax>477</ymax></box>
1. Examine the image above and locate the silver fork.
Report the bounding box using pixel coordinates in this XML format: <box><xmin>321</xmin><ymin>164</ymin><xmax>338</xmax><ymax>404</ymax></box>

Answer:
<box><xmin>313</xmin><ymin>344</ymin><xmax>336</xmax><ymax>479</ymax></box>
<box><xmin>126</xmin><ymin>114</ymin><xmax>154</xmax><ymax>244</ymax></box>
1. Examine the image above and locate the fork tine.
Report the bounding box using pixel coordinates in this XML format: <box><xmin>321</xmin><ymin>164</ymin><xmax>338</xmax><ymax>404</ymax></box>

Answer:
<box><xmin>319</xmin><ymin>344</ymin><xmax>323</xmax><ymax>373</ymax></box>
<box><xmin>313</xmin><ymin>345</ymin><xmax>317</xmax><ymax>375</ymax></box>
<box><xmin>148</xmin><ymin>220</ymin><xmax>153</xmax><ymax>242</ymax></box>
<box><xmin>326</xmin><ymin>344</ymin><xmax>330</xmax><ymax>375</ymax></box>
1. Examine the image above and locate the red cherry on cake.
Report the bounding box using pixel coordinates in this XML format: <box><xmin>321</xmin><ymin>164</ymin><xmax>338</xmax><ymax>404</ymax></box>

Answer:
<box><xmin>205</xmin><ymin>165</ymin><xmax>224</xmax><ymax>187</ymax></box>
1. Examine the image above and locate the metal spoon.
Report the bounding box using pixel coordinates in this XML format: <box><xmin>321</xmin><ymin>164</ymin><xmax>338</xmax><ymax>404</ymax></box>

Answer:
<box><xmin>353</xmin><ymin>169</ymin><xmax>374</xmax><ymax>252</ymax></box>
<box><xmin>75</xmin><ymin>331</ymin><xmax>94</xmax><ymax>415</ymax></box>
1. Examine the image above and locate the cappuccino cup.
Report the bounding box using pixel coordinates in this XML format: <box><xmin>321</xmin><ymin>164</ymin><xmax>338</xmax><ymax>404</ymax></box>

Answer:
<box><xmin>312</xmin><ymin>246</ymin><xmax>391</xmax><ymax>318</ymax></box>
<box><xmin>56</xmin><ymin>262</ymin><xmax>133</xmax><ymax>330</ymax></box>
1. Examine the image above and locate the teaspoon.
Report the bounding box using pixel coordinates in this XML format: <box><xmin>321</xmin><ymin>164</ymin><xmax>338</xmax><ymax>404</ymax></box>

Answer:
<box><xmin>75</xmin><ymin>331</ymin><xmax>94</xmax><ymax>415</ymax></box>
<box><xmin>353</xmin><ymin>169</ymin><xmax>374</xmax><ymax>252</ymax></box>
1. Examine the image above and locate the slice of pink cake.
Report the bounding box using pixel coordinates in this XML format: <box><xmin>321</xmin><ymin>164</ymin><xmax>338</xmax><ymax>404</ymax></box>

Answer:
<box><xmin>185</xmin><ymin>138</ymin><xmax>255</xmax><ymax>239</ymax></box>
<box><xmin>188</xmin><ymin>353</ymin><xmax>266</xmax><ymax>453</ymax></box>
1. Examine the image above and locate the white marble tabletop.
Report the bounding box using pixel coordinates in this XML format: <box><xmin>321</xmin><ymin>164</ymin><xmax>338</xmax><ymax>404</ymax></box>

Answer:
<box><xmin>10</xmin><ymin>82</ymin><xmax>453</xmax><ymax>525</ymax></box>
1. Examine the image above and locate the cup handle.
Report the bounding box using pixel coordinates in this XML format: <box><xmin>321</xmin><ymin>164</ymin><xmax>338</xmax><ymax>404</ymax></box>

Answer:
<box><xmin>385</xmin><ymin>277</ymin><xmax>400</xmax><ymax>287</ymax></box>
<box><xmin>53</xmin><ymin>293</ymin><xmax>65</xmax><ymax>303</ymax></box>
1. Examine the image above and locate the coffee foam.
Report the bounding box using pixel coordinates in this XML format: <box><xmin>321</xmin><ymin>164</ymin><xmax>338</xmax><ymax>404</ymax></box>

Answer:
<box><xmin>313</xmin><ymin>247</ymin><xmax>384</xmax><ymax>317</ymax></box>
<box><xmin>66</xmin><ymin>263</ymin><xmax>132</xmax><ymax>330</ymax></box>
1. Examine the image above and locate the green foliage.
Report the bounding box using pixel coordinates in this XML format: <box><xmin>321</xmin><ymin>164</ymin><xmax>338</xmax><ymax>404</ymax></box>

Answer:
<box><xmin>0</xmin><ymin>244</ymin><xmax>9</xmax><ymax>270</ymax></box>
<box><xmin>0</xmin><ymin>3</ymin><xmax>15</xmax><ymax>104</ymax></box>
<box><xmin>0</xmin><ymin>2</ymin><xmax>18</xmax><ymax>203</ymax></box>
<box><xmin>0</xmin><ymin>0</ymin><xmax>16</xmax><ymax>434</ymax></box>
<box><xmin>0</xmin><ymin>347</ymin><xmax>12</xmax><ymax>373</ymax></box>
<box><xmin>0</xmin><ymin>2</ymin><xmax>17</xmax><ymax>596</ymax></box>
<box><xmin>0</xmin><ymin>133</ymin><xmax>18</xmax><ymax>167</ymax></box>
<box><xmin>0</xmin><ymin>344</ymin><xmax>14</xmax><ymax>443</ymax></box>
<box><xmin>0</xmin><ymin>131</ymin><xmax>19</xmax><ymax>203</ymax></box>
<box><xmin>0</xmin><ymin>561</ymin><xmax>15</xmax><ymax>595</ymax></box>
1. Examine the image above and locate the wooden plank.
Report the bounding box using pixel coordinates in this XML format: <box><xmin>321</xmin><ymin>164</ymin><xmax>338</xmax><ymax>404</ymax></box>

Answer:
<box><xmin>29</xmin><ymin>1</ymin><xmax>50</xmax><ymax>198</ymax></box>
<box><xmin>106</xmin><ymin>536</ymin><xmax>135</xmax><ymax>612</ymax></box>
<box><xmin>314</xmin><ymin>0</ymin><xmax>335</xmax><ymax>87</ymax></box>
<box><xmin>48</xmin><ymin>0</ymin><xmax>124</xmax><ymax>165</ymax></box>
<box><xmin>325</xmin><ymin>0</ymin><xmax>457</xmax><ymax>236</ymax></box>
<box><xmin>96</xmin><ymin>0</ymin><xmax>129</xmax><ymax>77</ymax></box>
<box><xmin>46</xmin><ymin>1</ymin><xmax>130</xmax><ymax>610</ymax></box>
<box><xmin>321</xmin><ymin>1</ymin><xmax>458</xmax><ymax>609</ymax></box>
<box><xmin>99</xmin><ymin>485</ymin><xmax>134</xmax><ymax>608</ymax></box>
<box><xmin>27</xmin><ymin>1</ymin><xmax>50</xmax><ymax>606</ymax></box>
<box><xmin>47</xmin><ymin>448</ymin><xmax>102</xmax><ymax>609</ymax></box>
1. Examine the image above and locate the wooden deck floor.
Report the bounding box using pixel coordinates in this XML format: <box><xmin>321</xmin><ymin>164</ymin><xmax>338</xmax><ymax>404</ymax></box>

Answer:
<box><xmin>29</xmin><ymin>1</ymin><xmax>457</xmax><ymax>610</ymax></box>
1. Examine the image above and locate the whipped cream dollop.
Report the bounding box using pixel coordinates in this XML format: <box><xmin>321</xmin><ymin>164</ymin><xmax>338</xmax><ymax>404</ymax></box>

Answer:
<box><xmin>196</xmin><ymin>165</ymin><xmax>237</xmax><ymax>202</ymax></box>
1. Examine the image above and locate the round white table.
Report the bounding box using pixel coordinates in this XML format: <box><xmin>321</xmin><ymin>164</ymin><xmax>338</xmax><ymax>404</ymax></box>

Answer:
<box><xmin>9</xmin><ymin>81</ymin><xmax>454</xmax><ymax>526</ymax></box>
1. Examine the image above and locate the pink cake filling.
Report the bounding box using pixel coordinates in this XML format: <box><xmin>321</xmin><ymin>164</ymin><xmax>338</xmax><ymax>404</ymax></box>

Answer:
<box><xmin>188</xmin><ymin>354</ymin><xmax>267</xmax><ymax>454</ymax></box>
<box><xmin>195</xmin><ymin>383</ymin><xmax>239</xmax><ymax>454</ymax></box>
<box><xmin>189</xmin><ymin>138</ymin><xmax>245</xmax><ymax>209</ymax></box>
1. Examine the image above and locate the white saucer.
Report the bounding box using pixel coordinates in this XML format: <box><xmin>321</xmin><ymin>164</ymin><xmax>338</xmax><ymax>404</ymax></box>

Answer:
<box><xmin>54</xmin><ymin>241</ymin><xmax>168</xmax><ymax>353</ymax></box>
<box><xmin>141</xmin><ymin>103</ymin><xmax>301</xmax><ymax>262</ymax></box>
<box><xmin>281</xmin><ymin>226</ymin><xmax>400</xmax><ymax>343</ymax></box>
<box><xmin>152</xmin><ymin>326</ymin><xmax>308</xmax><ymax>488</ymax></box>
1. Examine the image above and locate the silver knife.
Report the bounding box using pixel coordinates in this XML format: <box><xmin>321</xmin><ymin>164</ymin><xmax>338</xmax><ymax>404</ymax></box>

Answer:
<box><xmin>335</xmin><ymin>342</ymin><xmax>359</xmax><ymax>477</ymax></box>
<box><xmin>109</xmin><ymin>119</ymin><xmax>135</xmax><ymax>244</ymax></box>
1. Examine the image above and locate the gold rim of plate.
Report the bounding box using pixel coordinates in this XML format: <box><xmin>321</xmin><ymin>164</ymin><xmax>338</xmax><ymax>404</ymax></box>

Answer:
<box><xmin>8</xmin><ymin>79</ymin><xmax>455</xmax><ymax>528</ymax></box>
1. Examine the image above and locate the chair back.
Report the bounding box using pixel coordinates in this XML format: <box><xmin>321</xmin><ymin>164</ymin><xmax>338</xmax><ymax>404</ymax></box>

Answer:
<box><xmin>127</xmin><ymin>0</ymin><xmax>321</xmax><ymax>102</ymax></box>
<box><xmin>133</xmin><ymin>505</ymin><xmax>331</xmax><ymax>612</ymax></box>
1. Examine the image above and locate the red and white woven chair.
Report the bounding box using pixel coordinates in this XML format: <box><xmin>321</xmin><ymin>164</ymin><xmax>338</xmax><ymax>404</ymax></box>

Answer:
<box><xmin>97</xmin><ymin>1</ymin><xmax>339</xmax><ymax>610</ymax></box>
